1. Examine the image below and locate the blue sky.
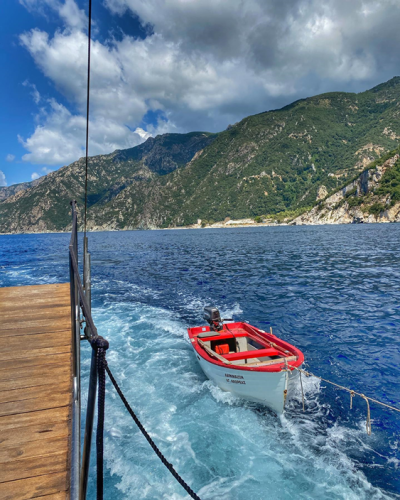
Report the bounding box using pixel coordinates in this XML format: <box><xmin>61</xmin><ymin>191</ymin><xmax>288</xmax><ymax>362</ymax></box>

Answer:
<box><xmin>1</xmin><ymin>0</ymin><xmax>400</xmax><ymax>187</ymax></box>
<box><xmin>1</xmin><ymin>0</ymin><xmax>148</xmax><ymax>185</ymax></box>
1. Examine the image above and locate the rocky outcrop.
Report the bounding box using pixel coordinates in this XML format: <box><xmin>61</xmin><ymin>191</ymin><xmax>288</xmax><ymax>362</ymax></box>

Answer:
<box><xmin>316</xmin><ymin>185</ymin><xmax>328</xmax><ymax>200</ymax></box>
<box><xmin>292</xmin><ymin>153</ymin><xmax>400</xmax><ymax>225</ymax></box>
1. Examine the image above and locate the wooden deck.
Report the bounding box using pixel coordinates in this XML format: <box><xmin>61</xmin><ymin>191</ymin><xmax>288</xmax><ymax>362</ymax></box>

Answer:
<box><xmin>0</xmin><ymin>283</ymin><xmax>72</xmax><ymax>500</ymax></box>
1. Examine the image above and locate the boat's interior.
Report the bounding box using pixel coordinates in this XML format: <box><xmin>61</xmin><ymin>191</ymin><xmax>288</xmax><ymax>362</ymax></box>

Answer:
<box><xmin>197</xmin><ymin>329</ymin><xmax>291</xmax><ymax>365</ymax></box>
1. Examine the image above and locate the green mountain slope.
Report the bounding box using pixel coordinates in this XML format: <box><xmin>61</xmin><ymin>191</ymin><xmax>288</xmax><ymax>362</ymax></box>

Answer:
<box><xmin>1</xmin><ymin>77</ymin><xmax>400</xmax><ymax>233</ymax></box>
<box><xmin>88</xmin><ymin>77</ymin><xmax>400</xmax><ymax>229</ymax></box>
<box><xmin>0</xmin><ymin>132</ymin><xmax>215</xmax><ymax>232</ymax></box>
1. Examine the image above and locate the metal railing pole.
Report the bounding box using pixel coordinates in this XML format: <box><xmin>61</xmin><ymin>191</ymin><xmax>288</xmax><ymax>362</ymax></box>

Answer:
<box><xmin>83</xmin><ymin>236</ymin><xmax>91</xmax><ymax>310</ymax></box>
<box><xmin>74</xmin><ymin>210</ymin><xmax>81</xmax><ymax>462</ymax></box>
<box><xmin>80</xmin><ymin>237</ymin><xmax>97</xmax><ymax>499</ymax></box>
<box><xmin>70</xmin><ymin>248</ymin><xmax>80</xmax><ymax>499</ymax></box>
<box><xmin>80</xmin><ymin>349</ymin><xmax>98</xmax><ymax>498</ymax></box>
<box><xmin>69</xmin><ymin>202</ymin><xmax>81</xmax><ymax>499</ymax></box>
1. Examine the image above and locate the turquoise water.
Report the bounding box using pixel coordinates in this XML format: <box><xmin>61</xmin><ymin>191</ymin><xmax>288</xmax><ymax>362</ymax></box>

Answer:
<box><xmin>1</xmin><ymin>224</ymin><xmax>399</xmax><ymax>499</ymax></box>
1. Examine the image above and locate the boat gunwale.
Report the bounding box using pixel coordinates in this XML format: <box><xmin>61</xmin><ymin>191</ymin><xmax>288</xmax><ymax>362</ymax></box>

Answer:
<box><xmin>188</xmin><ymin>322</ymin><xmax>304</xmax><ymax>372</ymax></box>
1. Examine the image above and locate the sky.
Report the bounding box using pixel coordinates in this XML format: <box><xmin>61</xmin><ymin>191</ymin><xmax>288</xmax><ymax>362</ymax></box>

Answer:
<box><xmin>1</xmin><ymin>0</ymin><xmax>400</xmax><ymax>187</ymax></box>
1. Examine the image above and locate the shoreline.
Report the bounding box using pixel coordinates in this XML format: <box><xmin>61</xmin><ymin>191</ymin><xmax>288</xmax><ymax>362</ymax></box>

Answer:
<box><xmin>0</xmin><ymin>219</ymin><xmax>397</xmax><ymax>236</ymax></box>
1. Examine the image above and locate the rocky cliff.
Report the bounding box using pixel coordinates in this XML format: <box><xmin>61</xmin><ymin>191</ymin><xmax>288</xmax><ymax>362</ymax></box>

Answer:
<box><xmin>292</xmin><ymin>149</ymin><xmax>400</xmax><ymax>225</ymax></box>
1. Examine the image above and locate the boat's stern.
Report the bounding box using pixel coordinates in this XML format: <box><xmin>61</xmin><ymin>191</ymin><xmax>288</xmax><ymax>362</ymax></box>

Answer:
<box><xmin>187</xmin><ymin>315</ymin><xmax>304</xmax><ymax>413</ymax></box>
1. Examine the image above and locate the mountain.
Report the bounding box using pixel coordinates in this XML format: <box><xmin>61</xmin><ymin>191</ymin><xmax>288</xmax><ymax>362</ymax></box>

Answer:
<box><xmin>292</xmin><ymin>147</ymin><xmax>400</xmax><ymax>225</ymax></box>
<box><xmin>0</xmin><ymin>178</ymin><xmax>42</xmax><ymax>202</ymax></box>
<box><xmin>1</xmin><ymin>77</ymin><xmax>400</xmax><ymax>233</ymax></box>
<box><xmin>0</xmin><ymin>132</ymin><xmax>215</xmax><ymax>233</ymax></box>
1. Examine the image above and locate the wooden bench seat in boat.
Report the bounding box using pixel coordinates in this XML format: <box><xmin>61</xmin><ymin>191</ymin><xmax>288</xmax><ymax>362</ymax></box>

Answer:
<box><xmin>223</xmin><ymin>348</ymin><xmax>281</xmax><ymax>361</ymax></box>
<box><xmin>196</xmin><ymin>332</ymin><xmax>248</xmax><ymax>341</ymax></box>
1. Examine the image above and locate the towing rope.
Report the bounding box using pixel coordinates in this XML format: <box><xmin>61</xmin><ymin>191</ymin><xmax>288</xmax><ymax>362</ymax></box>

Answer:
<box><xmin>105</xmin><ymin>363</ymin><xmax>202</xmax><ymax>500</ymax></box>
<box><xmin>288</xmin><ymin>365</ymin><xmax>400</xmax><ymax>435</ymax></box>
<box><xmin>91</xmin><ymin>338</ymin><xmax>201</xmax><ymax>499</ymax></box>
<box><xmin>231</xmin><ymin>324</ymin><xmax>398</xmax><ymax>434</ymax></box>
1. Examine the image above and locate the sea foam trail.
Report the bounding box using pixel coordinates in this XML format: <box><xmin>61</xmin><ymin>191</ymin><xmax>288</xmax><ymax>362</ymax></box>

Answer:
<box><xmin>82</xmin><ymin>298</ymin><xmax>395</xmax><ymax>500</ymax></box>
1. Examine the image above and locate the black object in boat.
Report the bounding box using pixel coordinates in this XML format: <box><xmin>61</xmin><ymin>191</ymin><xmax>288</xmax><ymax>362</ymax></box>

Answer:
<box><xmin>203</xmin><ymin>306</ymin><xmax>222</xmax><ymax>330</ymax></box>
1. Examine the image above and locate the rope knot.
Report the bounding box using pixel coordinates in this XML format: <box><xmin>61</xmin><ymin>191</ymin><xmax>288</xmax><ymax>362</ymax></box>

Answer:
<box><xmin>92</xmin><ymin>336</ymin><xmax>109</xmax><ymax>351</ymax></box>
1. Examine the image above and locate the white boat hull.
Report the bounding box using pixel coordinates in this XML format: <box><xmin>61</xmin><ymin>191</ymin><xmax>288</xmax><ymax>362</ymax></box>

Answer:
<box><xmin>195</xmin><ymin>350</ymin><xmax>300</xmax><ymax>414</ymax></box>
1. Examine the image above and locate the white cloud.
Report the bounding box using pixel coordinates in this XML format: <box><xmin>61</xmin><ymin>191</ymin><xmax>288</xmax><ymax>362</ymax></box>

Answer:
<box><xmin>31</xmin><ymin>172</ymin><xmax>40</xmax><ymax>180</ymax></box>
<box><xmin>42</xmin><ymin>166</ymin><xmax>53</xmax><ymax>174</ymax></box>
<box><xmin>23</xmin><ymin>80</ymin><xmax>41</xmax><ymax>104</ymax></box>
<box><xmin>58</xmin><ymin>0</ymin><xmax>87</xmax><ymax>30</ymax></box>
<box><xmin>18</xmin><ymin>0</ymin><xmax>400</xmax><ymax>167</ymax></box>
<box><xmin>18</xmin><ymin>25</ymin><xmax>266</xmax><ymax>165</ymax></box>
<box><xmin>6</xmin><ymin>154</ymin><xmax>15</xmax><ymax>162</ymax></box>
<box><xmin>0</xmin><ymin>171</ymin><xmax>7</xmax><ymax>187</ymax></box>
<box><xmin>18</xmin><ymin>98</ymin><xmax>153</xmax><ymax>165</ymax></box>
<box><xmin>19</xmin><ymin>0</ymin><xmax>86</xmax><ymax>30</ymax></box>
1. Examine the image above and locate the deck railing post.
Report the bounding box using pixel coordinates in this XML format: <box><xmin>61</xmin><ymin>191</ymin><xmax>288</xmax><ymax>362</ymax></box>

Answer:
<box><xmin>80</xmin><ymin>236</ymin><xmax>97</xmax><ymax>499</ymax></box>
<box><xmin>69</xmin><ymin>201</ymin><xmax>106</xmax><ymax>499</ymax></box>
<box><xmin>69</xmin><ymin>259</ymin><xmax>80</xmax><ymax>498</ymax></box>
<box><xmin>80</xmin><ymin>349</ymin><xmax>98</xmax><ymax>499</ymax></box>
<box><xmin>83</xmin><ymin>236</ymin><xmax>91</xmax><ymax>314</ymax></box>
<box><xmin>69</xmin><ymin>202</ymin><xmax>81</xmax><ymax>500</ymax></box>
<box><xmin>73</xmin><ymin>205</ymin><xmax>81</xmax><ymax>456</ymax></box>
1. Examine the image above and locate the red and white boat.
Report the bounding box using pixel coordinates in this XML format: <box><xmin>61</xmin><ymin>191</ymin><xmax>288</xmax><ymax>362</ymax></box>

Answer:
<box><xmin>188</xmin><ymin>307</ymin><xmax>304</xmax><ymax>414</ymax></box>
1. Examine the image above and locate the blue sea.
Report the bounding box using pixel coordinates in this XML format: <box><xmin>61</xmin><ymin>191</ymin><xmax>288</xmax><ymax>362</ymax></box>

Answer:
<box><xmin>1</xmin><ymin>224</ymin><xmax>399</xmax><ymax>499</ymax></box>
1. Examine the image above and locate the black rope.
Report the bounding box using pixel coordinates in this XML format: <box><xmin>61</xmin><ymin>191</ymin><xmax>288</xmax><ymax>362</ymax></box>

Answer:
<box><xmin>84</xmin><ymin>0</ymin><xmax>92</xmax><ymax>238</ymax></box>
<box><xmin>94</xmin><ymin>337</ymin><xmax>109</xmax><ymax>500</ymax></box>
<box><xmin>105</xmin><ymin>364</ymin><xmax>202</xmax><ymax>500</ymax></box>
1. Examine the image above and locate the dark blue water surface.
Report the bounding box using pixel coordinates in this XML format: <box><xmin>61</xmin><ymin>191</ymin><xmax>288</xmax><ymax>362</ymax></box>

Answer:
<box><xmin>1</xmin><ymin>225</ymin><xmax>399</xmax><ymax>499</ymax></box>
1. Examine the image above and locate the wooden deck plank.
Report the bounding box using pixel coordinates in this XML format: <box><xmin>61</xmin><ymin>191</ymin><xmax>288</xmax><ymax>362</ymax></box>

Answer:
<box><xmin>0</xmin><ymin>283</ymin><xmax>72</xmax><ymax>499</ymax></box>
<box><xmin>0</xmin><ymin>472</ymin><xmax>68</xmax><ymax>500</ymax></box>
<box><xmin>0</xmin><ymin>382</ymin><xmax>70</xmax><ymax>404</ymax></box>
<box><xmin>0</xmin><ymin>422</ymin><xmax>69</xmax><ymax>449</ymax></box>
<box><xmin>0</xmin><ymin>306</ymin><xmax>70</xmax><ymax>323</ymax></box>
<box><xmin>0</xmin><ymin>353</ymin><xmax>71</xmax><ymax>373</ymax></box>
<box><xmin>0</xmin><ymin>407</ymin><xmax>70</xmax><ymax>432</ymax></box>
<box><xmin>0</xmin><ymin>345</ymin><xmax>71</xmax><ymax>363</ymax></box>
<box><xmin>0</xmin><ymin>288</ymin><xmax>70</xmax><ymax>302</ymax></box>
<box><xmin>0</xmin><ymin>318</ymin><xmax>71</xmax><ymax>335</ymax></box>
<box><xmin>0</xmin><ymin>283</ymin><xmax>69</xmax><ymax>297</ymax></box>
<box><xmin>0</xmin><ymin>297</ymin><xmax>70</xmax><ymax>311</ymax></box>
<box><xmin>0</xmin><ymin>295</ymin><xmax>70</xmax><ymax>311</ymax></box>
<box><xmin>0</xmin><ymin>437</ymin><xmax>70</xmax><ymax>463</ymax></box>
<box><xmin>0</xmin><ymin>366</ymin><xmax>70</xmax><ymax>393</ymax></box>
<box><xmin>0</xmin><ymin>360</ymin><xmax>70</xmax><ymax>383</ymax></box>
<box><xmin>35</xmin><ymin>493</ymin><xmax>69</xmax><ymax>500</ymax></box>
<box><xmin>0</xmin><ymin>333</ymin><xmax>70</xmax><ymax>353</ymax></box>
<box><xmin>0</xmin><ymin>391</ymin><xmax>70</xmax><ymax>418</ymax></box>
<box><xmin>0</xmin><ymin>450</ymin><xmax>68</xmax><ymax>483</ymax></box>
